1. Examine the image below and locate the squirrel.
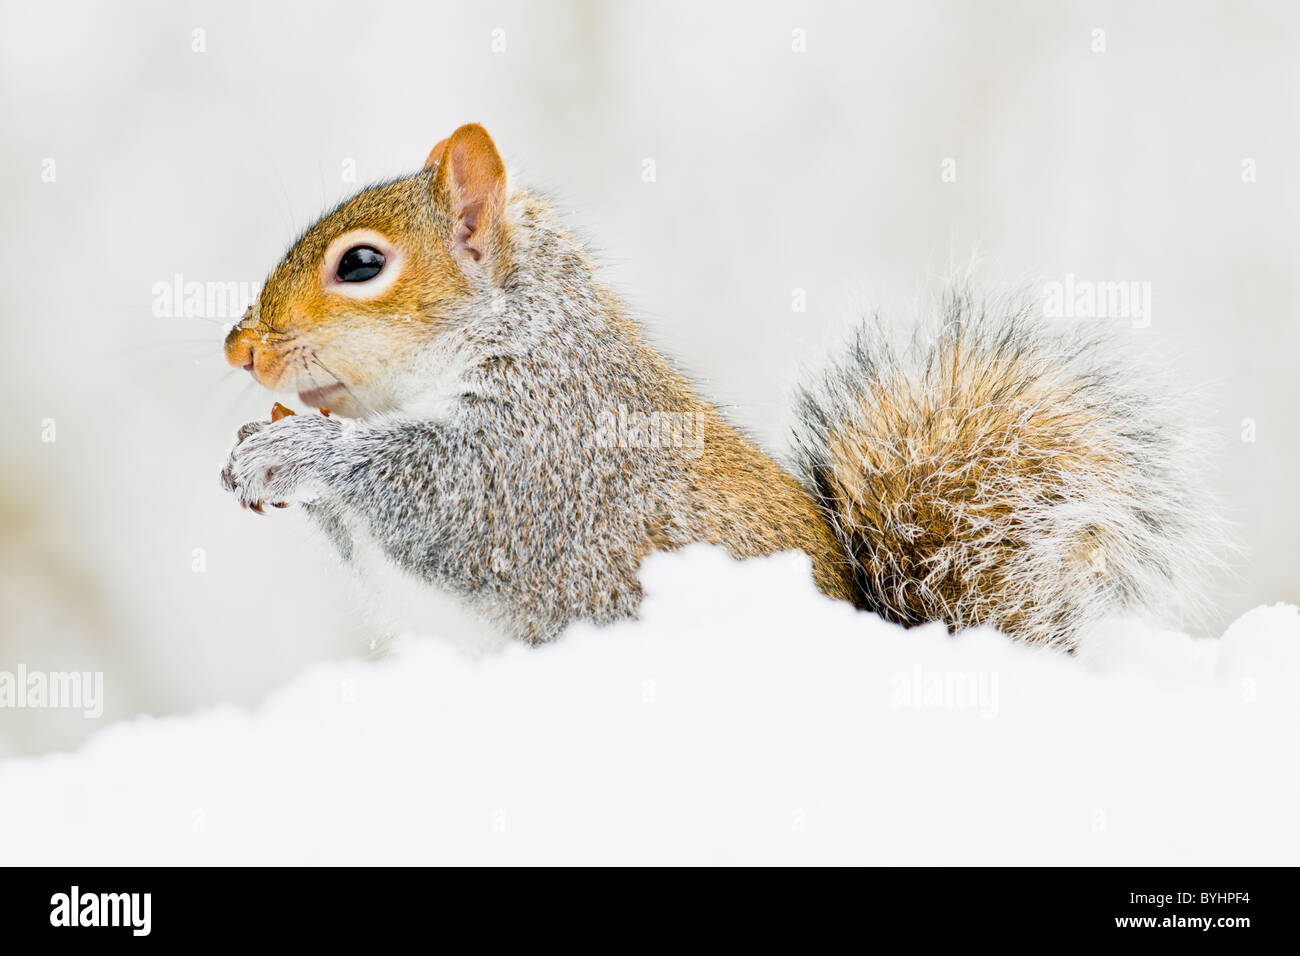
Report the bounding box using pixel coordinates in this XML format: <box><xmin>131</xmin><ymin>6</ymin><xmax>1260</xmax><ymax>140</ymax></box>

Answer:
<box><xmin>220</xmin><ymin>123</ymin><xmax>1223</xmax><ymax>648</ymax></box>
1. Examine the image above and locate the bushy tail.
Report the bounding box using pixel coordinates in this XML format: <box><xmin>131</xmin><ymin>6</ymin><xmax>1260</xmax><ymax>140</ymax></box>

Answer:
<box><xmin>793</xmin><ymin>287</ymin><xmax>1227</xmax><ymax>647</ymax></box>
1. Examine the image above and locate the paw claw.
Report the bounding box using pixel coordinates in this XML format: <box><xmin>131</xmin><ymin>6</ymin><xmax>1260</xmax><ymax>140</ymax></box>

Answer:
<box><xmin>224</xmin><ymin>412</ymin><xmax>334</xmax><ymax>512</ymax></box>
<box><xmin>236</xmin><ymin>422</ymin><xmax>264</xmax><ymax>442</ymax></box>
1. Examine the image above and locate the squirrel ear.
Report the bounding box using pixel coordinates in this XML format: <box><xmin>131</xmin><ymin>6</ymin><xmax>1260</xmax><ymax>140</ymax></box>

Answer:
<box><xmin>429</xmin><ymin>124</ymin><xmax>507</xmax><ymax>265</ymax></box>
<box><xmin>422</xmin><ymin>137</ymin><xmax>449</xmax><ymax>171</ymax></box>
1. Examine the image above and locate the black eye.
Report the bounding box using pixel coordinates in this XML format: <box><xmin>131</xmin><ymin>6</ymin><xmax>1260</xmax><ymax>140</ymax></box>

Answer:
<box><xmin>336</xmin><ymin>245</ymin><xmax>385</xmax><ymax>282</ymax></box>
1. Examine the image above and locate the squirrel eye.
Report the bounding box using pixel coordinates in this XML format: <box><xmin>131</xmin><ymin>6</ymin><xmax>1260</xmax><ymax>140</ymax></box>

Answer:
<box><xmin>336</xmin><ymin>245</ymin><xmax>385</xmax><ymax>283</ymax></box>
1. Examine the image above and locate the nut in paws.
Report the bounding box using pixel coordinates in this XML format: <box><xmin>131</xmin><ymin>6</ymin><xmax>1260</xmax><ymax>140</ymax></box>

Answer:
<box><xmin>220</xmin><ymin>415</ymin><xmax>340</xmax><ymax>512</ymax></box>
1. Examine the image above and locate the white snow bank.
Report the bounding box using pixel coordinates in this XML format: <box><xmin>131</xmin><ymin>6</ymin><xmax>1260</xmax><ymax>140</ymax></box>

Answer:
<box><xmin>2</xmin><ymin>545</ymin><xmax>1296</xmax><ymax>865</ymax></box>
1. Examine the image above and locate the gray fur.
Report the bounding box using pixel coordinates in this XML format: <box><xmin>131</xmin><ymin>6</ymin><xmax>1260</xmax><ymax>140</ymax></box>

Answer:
<box><xmin>223</xmin><ymin>190</ymin><xmax>705</xmax><ymax>643</ymax></box>
<box><xmin>222</xmin><ymin>185</ymin><xmax>1228</xmax><ymax>647</ymax></box>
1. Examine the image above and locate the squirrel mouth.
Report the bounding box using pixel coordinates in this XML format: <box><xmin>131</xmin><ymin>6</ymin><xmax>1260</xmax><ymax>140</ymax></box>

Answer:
<box><xmin>297</xmin><ymin>384</ymin><xmax>346</xmax><ymax>407</ymax></box>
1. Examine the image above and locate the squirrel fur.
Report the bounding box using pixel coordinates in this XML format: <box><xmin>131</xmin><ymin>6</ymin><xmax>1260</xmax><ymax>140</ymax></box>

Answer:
<box><xmin>221</xmin><ymin>123</ymin><xmax>1222</xmax><ymax>648</ymax></box>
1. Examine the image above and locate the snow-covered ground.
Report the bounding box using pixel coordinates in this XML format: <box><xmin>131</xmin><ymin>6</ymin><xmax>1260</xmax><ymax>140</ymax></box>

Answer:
<box><xmin>2</xmin><ymin>545</ymin><xmax>1296</xmax><ymax>865</ymax></box>
<box><xmin>5</xmin><ymin>1</ymin><xmax>1297</xmax><ymax>763</ymax></box>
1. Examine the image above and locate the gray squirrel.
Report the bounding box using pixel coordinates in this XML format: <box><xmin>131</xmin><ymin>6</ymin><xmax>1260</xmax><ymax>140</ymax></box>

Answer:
<box><xmin>221</xmin><ymin>123</ymin><xmax>1223</xmax><ymax>647</ymax></box>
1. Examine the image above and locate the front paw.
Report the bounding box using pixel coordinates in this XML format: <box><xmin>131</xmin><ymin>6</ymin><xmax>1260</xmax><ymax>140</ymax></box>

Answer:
<box><xmin>220</xmin><ymin>414</ymin><xmax>341</xmax><ymax>512</ymax></box>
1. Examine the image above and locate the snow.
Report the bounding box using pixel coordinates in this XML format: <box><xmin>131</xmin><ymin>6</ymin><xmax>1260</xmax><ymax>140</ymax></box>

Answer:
<box><xmin>1</xmin><ymin>545</ymin><xmax>1296</xmax><ymax>865</ymax></box>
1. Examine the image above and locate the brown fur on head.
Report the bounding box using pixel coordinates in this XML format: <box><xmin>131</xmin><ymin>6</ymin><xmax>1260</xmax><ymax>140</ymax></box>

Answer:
<box><xmin>223</xmin><ymin>123</ymin><xmax>509</xmax><ymax>417</ymax></box>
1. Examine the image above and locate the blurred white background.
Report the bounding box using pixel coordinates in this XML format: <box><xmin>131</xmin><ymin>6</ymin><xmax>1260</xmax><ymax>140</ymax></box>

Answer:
<box><xmin>1</xmin><ymin>0</ymin><xmax>1295</xmax><ymax>756</ymax></box>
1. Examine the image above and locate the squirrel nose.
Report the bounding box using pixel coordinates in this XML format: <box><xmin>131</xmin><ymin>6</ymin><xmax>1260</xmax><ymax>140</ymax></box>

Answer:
<box><xmin>224</xmin><ymin>326</ymin><xmax>259</xmax><ymax>373</ymax></box>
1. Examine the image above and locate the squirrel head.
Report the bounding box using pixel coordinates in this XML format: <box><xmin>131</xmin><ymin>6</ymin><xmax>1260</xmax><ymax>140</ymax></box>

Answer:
<box><xmin>224</xmin><ymin>123</ymin><xmax>510</xmax><ymax>417</ymax></box>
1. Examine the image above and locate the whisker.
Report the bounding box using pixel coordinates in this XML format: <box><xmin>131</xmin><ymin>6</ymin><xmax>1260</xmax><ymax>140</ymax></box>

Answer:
<box><xmin>189</xmin><ymin>369</ymin><xmax>267</xmax><ymax>435</ymax></box>
<box><xmin>167</xmin><ymin>313</ymin><xmax>231</xmax><ymax>328</ymax></box>
<box><xmin>221</xmin><ymin>373</ymin><xmax>264</xmax><ymax>424</ymax></box>
<box><xmin>309</xmin><ymin>353</ymin><xmax>376</xmax><ymax>417</ymax></box>
<box><xmin>131</xmin><ymin>338</ymin><xmax>223</xmax><ymax>354</ymax></box>
<box><xmin>190</xmin><ymin>365</ymin><xmax>253</xmax><ymax>400</ymax></box>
